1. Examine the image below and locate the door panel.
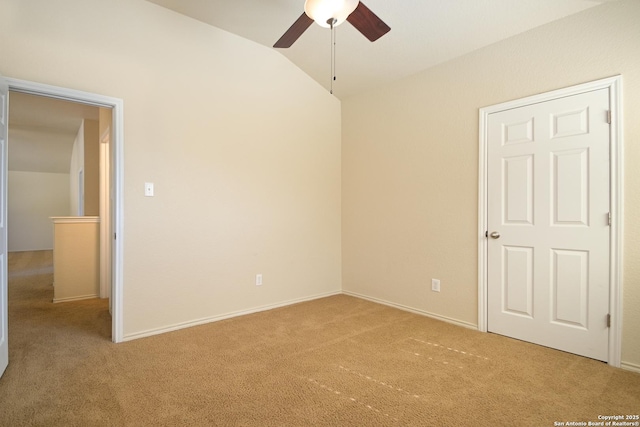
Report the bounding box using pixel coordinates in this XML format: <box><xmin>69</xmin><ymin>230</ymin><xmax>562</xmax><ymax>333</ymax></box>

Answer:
<box><xmin>487</xmin><ymin>88</ymin><xmax>610</xmax><ymax>361</ymax></box>
<box><xmin>553</xmin><ymin>148</ymin><xmax>589</xmax><ymax>225</ymax></box>
<box><xmin>502</xmin><ymin>245</ymin><xmax>534</xmax><ymax>318</ymax></box>
<box><xmin>551</xmin><ymin>249</ymin><xmax>588</xmax><ymax>328</ymax></box>
<box><xmin>503</xmin><ymin>155</ymin><xmax>534</xmax><ymax>225</ymax></box>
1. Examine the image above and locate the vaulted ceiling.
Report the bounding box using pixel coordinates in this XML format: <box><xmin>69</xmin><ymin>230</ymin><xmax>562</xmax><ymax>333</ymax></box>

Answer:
<box><xmin>144</xmin><ymin>0</ymin><xmax>614</xmax><ymax>99</ymax></box>
<box><xmin>9</xmin><ymin>0</ymin><xmax>615</xmax><ymax>175</ymax></box>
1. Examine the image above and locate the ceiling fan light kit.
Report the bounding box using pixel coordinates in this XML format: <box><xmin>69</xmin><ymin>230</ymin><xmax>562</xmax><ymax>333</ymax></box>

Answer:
<box><xmin>273</xmin><ymin>0</ymin><xmax>390</xmax><ymax>94</ymax></box>
<box><xmin>304</xmin><ymin>0</ymin><xmax>359</xmax><ymax>28</ymax></box>
<box><xmin>273</xmin><ymin>1</ymin><xmax>390</xmax><ymax>49</ymax></box>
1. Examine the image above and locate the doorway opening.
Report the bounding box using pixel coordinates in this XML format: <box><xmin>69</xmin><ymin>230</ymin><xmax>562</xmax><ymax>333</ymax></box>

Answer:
<box><xmin>6</xmin><ymin>78</ymin><xmax>124</xmax><ymax>343</ymax></box>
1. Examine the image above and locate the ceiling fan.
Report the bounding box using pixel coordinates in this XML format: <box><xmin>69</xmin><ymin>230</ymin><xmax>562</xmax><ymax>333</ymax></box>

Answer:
<box><xmin>273</xmin><ymin>0</ymin><xmax>390</xmax><ymax>48</ymax></box>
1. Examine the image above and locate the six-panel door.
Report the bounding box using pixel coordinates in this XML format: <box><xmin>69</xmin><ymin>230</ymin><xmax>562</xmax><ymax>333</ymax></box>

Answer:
<box><xmin>487</xmin><ymin>88</ymin><xmax>610</xmax><ymax>361</ymax></box>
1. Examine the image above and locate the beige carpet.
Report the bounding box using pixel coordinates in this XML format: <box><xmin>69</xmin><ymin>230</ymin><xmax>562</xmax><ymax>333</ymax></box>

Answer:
<box><xmin>1</xmin><ymin>251</ymin><xmax>639</xmax><ymax>426</ymax></box>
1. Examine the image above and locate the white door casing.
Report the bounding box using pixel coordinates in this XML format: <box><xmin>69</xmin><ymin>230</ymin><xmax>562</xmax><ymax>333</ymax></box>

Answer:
<box><xmin>0</xmin><ymin>75</ymin><xmax>8</xmax><ymax>378</ymax></box>
<box><xmin>489</xmin><ymin>88</ymin><xmax>610</xmax><ymax>361</ymax></box>
<box><xmin>4</xmin><ymin>77</ymin><xmax>125</xmax><ymax>344</ymax></box>
<box><xmin>478</xmin><ymin>76</ymin><xmax>623</xmax><ymax>366</ymax></box>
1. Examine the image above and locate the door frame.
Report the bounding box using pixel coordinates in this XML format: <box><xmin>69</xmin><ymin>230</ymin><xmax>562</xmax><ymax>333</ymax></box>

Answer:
<box><xmin>6</xmin><ymin>77</ymin><xmax>125</xmax><ymax>343</ymax></box>
<box><xmin>100</xmin><ymin>123</ymin><xmax>111</xmax><ymax>303</ymax></box>
<box><xmin>477</xmin><ymin>75</ymin><xmax>623</xmax><ymax>367</ymax></box>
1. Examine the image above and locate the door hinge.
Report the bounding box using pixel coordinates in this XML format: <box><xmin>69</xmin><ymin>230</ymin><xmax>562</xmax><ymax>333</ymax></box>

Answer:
<box><xmin>485</xmin><ymin>230</ymin><xmax>488</xmax><ymax>238</ymax></box>
<box><xmin>606</xmin><ymin>314</ymin><xmax>611</xmax><ymax>328</ymax></box>
<box><xmin>607</xmin><ymin>110</ymin><xmax>612</xmax><ymax>124</ymax></box>
<box><xmin>608</xmin><ymin>212</ymin><xmax>611</xmax><ymax>226</ymax></box>
<box><xmin>114</xmin><ymin>233</ymin><xmax>117</xmax><ymax>240</ymax></box>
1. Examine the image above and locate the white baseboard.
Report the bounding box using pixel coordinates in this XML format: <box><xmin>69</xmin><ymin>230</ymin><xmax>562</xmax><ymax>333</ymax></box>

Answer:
<box><xmin>620</xmin><ymin>361</ymin><xmax>640</xmax><ymax>374</ymax></box>
<box><xmin>53</xmin><ymin>294</ymin><xmax>99</xmax><ymax>303</ymax></box>
<box><xmin>123</xmin><ymin>290</ymin><xmax>342</xmax><ymax>342</ymax></box>
<box><xmin>342</xmin><ymin>290</ymin><xmax>478</xmax><ymax>330</ymax></box>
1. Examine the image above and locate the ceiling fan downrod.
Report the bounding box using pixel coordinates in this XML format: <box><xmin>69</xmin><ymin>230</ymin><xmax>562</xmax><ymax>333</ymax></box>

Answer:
<box><xmin>329</xmin><ymin>18</ymin><xmax>337</xmax><ymax>94</ymax></box>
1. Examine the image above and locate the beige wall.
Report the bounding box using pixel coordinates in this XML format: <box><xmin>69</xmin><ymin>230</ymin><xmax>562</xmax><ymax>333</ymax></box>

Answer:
<box><xmin>8</xmin><ymin>171</ymin><xmax>70</xmax><ymax>251</ymax></box>
<box><xmin>69</xmin><ymin>121</ymin><xmax>84</xmax><ymax>216</ymax></box>
<box><xmin>51</xmin><ymin>218</ymin><xmax>100</xmax><ymax>302</ymax></box>
<box><xmin>342</xmin><ymin>0</ymin><xmax>640</xmax><ymax>368</ymax></box>
<box><xmin>99</xmin><ymin>108</ymin><xmax>111</xmax><ymax>140</ymax></box>
<box><xmin>0</xmin><ymin>0</ymin><xmax>342</xmax><ymax>337</ymax></box>
<box><xmin>83</xmin><ymin>119</ymin><xmax>100</xmax><ymax>216</ymax></box>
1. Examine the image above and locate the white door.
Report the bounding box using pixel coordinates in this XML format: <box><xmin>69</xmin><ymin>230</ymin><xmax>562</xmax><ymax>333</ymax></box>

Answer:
<box><xmin>0</xmin><ymin>75</ymin><xmax>8</xmax><ymax>377</ymax></box>
<box><xmin>487</xmin><ymin>88</ymin><xmax>610</xmax><ymax>361</ymax></box>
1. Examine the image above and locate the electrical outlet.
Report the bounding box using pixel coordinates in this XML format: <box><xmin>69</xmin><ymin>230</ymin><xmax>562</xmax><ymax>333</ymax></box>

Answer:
<box><xmin>256</xmin><ymin>274</ymin><xmax>263</xmax><ymax>286</ymax></box>
<box><xmin>431</xmin><ymin>278</ymin><xmax>441</xmax><ymax>292</ymax></box>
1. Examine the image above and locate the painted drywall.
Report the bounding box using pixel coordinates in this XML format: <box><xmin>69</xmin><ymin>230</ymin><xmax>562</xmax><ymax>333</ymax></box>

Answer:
<box><xmin>99</xmin><ymin>108</ymin><xmax>111</xmax><ymax>140</ymax></box>
<box><xmin>69</xmin><ymin>121</ymin><xmax>84</xmax><ymax>216</ymax></box>
<box><xmin>51</xmin><ymin>218</ymin><xmax>100</xmax><ymax>302</ymax></box>
<box><xmin>69</xmin><ymin>119</ymin><xmax>99</xmax><ymax>216</ymax></box>
<box><xmin>83</xmin><ymin>119</ymin><xmax>100</xmax><ymax>216</ymax></box>
<box><xmin>8</xmin><ymin>171</ymin><xmax>70</xmax><ymax>252</ymax></box>
<box><xmin>342</xmin><ymin>0</ymin><xmax>640</xmax><ymax>368</ymax></box>
<box><xmin>0</xmin><ymin>0</ymin><xmax>341</xmax><ymax>337</ymax></box>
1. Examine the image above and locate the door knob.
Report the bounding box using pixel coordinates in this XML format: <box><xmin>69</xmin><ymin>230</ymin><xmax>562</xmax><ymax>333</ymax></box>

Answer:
<box><xmin>490</xmin><ymin>231</ymin><xmax>501</xmax><ymax>239</ymax></box>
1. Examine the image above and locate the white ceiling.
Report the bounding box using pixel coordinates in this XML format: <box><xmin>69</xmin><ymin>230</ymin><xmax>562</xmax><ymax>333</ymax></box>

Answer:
<box><xmin>144</xmin><ymin>0</ymin><xmax>613</xmax><ymax>99</ymax></box>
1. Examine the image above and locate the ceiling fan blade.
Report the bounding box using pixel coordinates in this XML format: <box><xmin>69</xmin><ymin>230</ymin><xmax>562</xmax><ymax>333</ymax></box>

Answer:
<box><xmin>347</xmin><ymin>2</ymin><xmax>390</xmax><ymax>42</ymax></box>
<box><xmin>273</xmin><ymin>12</ymin><xmax>314</xmax><ymax>48</ymax></box>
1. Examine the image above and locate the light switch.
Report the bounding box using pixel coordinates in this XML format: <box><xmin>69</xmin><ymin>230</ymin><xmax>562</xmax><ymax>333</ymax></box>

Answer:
<box><xmin>144</xmin><ymin>182</ymin><xmax>154</xmax><ymax>197</ymax></box>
